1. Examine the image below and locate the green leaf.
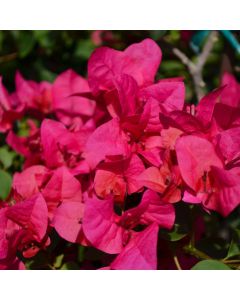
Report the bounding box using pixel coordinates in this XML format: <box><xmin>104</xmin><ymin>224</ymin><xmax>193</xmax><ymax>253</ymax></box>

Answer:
<box><xmin>160</xmin><ymin>60</ymin><xmax>185</xmax><ymax>72</ymax></box>
<box><xmin>17</xmin><ymin>31</ymin><xmax>36</xmax><ymax>58</ymax></box>
<box><xmin>191</xmin><ymin>260</ymin><xmax>231</xmax><ymax>270</ymax></box>
<box><xmin>0</xmin><ymin>170</ymin><xmax>12</xmax><ymax>200</ymax></box>
<box><xmin>0</xmin><ymin>146</ymin><xmax>16</xmax><ymax>169</ymax></box>
<box><xmin>78</xmin><ymin>245</ymin><xmax>85</xmax><ymax>263</ymax></box>
<box><xmin>54</xmin><ymin>254</ymin><xmax>64</xmax><ymax>269</ymax></box>
<box><xmin>159</xmin><ymin>224</ymin><xmax>188</xmax><ymax>242</ymax></box>
<box><xmin>150</xmin><ymin>30</ymin><xmax>167</xmax><ymax>40</ymax></box>
<box><xmin>33</xmin><ymin>30</ymin><xmax>54</xmax><ymax>54</ymax></box>
<box><xmin>225</xmin><ymin>229</ymin><xmax>240</xmax><ymax>259</ymax></box>
<box><xmin>39</xmin><ymin>68</ymin><xmax>56</xmax><ymax>82</ymax></box>
<box><xmin>74</xmin><ymin>40</ymin><xmax>96</xmax><ymax>60</ymax></box>
<box><xmin>61</xmin><ymin>262</ymin><xmax>79</xmax><ymax>270</ymax></box>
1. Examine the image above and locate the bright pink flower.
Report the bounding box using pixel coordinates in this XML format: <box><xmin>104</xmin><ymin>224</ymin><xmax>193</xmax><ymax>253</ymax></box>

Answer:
<box><xmin>13</xmin><ymin>165</ymin><xmax>83</xmax><ymax>219</ymax></box>
<box><xmin>110</xmin><ymin>223</ymin><xmax>159</xmax><ymax>270</ymax></box>
<box><xmin>13</xmin><ymin>165</ymin><xmax>50</xmax><ymax>201</ymax></box>
<box><xmin>0</xmin><ymin>256</ymin><xmax>26</xmax><ymax>270</ymax></box>
<box><xmin>121</xmin><ymin>190</ymin><xmax>175</xmax><ymax>230</ymax></box>
<box><xmin>203</xmin><ymin>166</ymin><xmax>240</xmax><ymax>216</ymax></box>
<box><xmin>215</xmin><ymin>127</ymin><xmax>240</xmax><ymax>163</ymax></box>
<box><xmin>52</xmin><ymin>201</ymin><xmax>86</xmax><ymax>244</ymax></box>
<box><xmin>88</xmin><ymin>38</ymin><xmax>162</xmax><ymax>94</ymax></box>
<box><xmin>220</xmin><ymin>72</ymin><xmax>240</xmax><ymax>107</ymax></box>
<box><xmin>138</xmin><ymin>166</ymin><xmax>166</xmax><ymax>193</ymax></box>
<box><xmin>83</xmin><ymin>118</ymin><xmax>130</xmax><ymax>169</ymax></box>
<box><xmin>94</xmin><ymin>154</ymin><xmax>145</xmax><ymax>202</ymax></box>
<box><xmin>184</xmin><ymin>166</ymin><xmax>240</xmax><ymax>216</ymax></box>
<box><xmin>140</xmin><ymin>78</ymin><xmax>185</xmax><ymax>113</ymax></box>
<box><xmin>15</xmin><ymin>71</ymin><xmax>52</xmax><ymax>114</ymax></box>
<box><xmin>137</xmin><ymin>135</ymin><xmax>164</xmax><ymax>167</ymax></box>
<box><xmin>138</xmin><ymin>159</ymin><xmax>182</xmax><ymax>204</ymax></box>
<box><xmin>6</xmin><ymin>120</ymin><xmax>40</xmax><ymax>159</ymax></box>
<box><xmin>196</xmin><ymin>87</ymin><xmax>225</xmax><ymax>128</ymax></box>
<box><xmin>83</xmin><ymin>190</ymin><xmax>173</xmax><ymax>255</ymax></box>
<box><xmin>160</xmin><ymin>110</ymin><xmax>203</xmax><ymax>134</ymax></box>
<box><xmin>0</xmin><ymin>77</ymin><xmax>24</xmax><ymax>132</ymax></box>
<box><xmin>52</xmin><ymin>69</ymin><xmax>96</xmax><ymax>126</ymax></box>
<box><xmin>41</xmin><ymin>118</ymin><xmax>92</xmax><ymax>173</ymax></box>
<box><xmin>0</xmin><ymin>193</ymin><xmax>49</xmax><ymax>269</ymax></box>
<box><xmin>42</xmin><ymin>166</ymin><xmax>82</xmax><ymax>218</ymax></box>
<box><xmin>175</xmin><ymin>135</ymin><xmax>223</xmax><ymax>191</ymax></box>
<box><xmin>213</xmin><ymin>103</ymin><xmax>240</xmax><ymax>131</ymax></box>
<box><xmin>103</xmin><ymin>74</ymin><xmax>139</xmax><ymax>119</ymax></box>
<box><xmin>176</xmin><ymin>134</ymin><xmax>240</xmax><ymax>216</ymax></box>
<box><xmin>82</xmin><ymin>194</ymin><xmax>125</xmax><ymax>254</ymax></box>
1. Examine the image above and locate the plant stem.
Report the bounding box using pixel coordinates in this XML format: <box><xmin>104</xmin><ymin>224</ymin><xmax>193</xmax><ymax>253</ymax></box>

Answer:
<box><xmin>183</xmin><ymin>245</ymin><xmax>212</xmax><ymax>260</ymax></box>
<box><xmin>0</xmin><ymin>52</ymin><xmax>17</xmax><ymax>64</ymax></box>
<box><xmin>173</xmin><ymin>255</ymin><xmax>182</xmax><ymax>270</ymax></box>
<box><xmin>173</xmin><ymin>31</ymin><xmax>218</xmax><ymax>101</ymax></box>
<box><xmin>222</xmin><ymin>259</ymin><xmax>240</xmax><ymax>264</ymax></box>
<box><xmin>184</xmin><ymin>245</ymin><xmax>240</xmax><ymax>269</ymax></box>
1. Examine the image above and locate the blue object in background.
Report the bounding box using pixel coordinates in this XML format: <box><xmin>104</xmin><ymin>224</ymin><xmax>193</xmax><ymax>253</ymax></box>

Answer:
<box><xmin>190</xmin><ymin>30</ymin><xmax>240</xmax><ymax>55</ymax></box>
<box><xmin>220</xmin><ymin>30</ymin><xmax>240</xmax><ymax>55</ymax></box>
<box><xmin>190</xmin><ymin>30</ymin><xmax>210</xmax><ymax>53</ymax></box>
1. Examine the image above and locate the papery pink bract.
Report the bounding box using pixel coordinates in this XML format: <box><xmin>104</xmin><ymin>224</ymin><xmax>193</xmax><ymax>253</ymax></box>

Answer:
<box><xmin>42</xmin><ymin>166</ymin><xmax>82</xmax><ymax>218</ymax></box>
<box><xmin>82</xmin><ymin>194</ymin><xmax>124</xmax><ymax>254</ymax></box>
<box><xmin>0</xmin><ymin>193</ymin><xmax>49</xmax><ymax>266</ymax></box>
<box><xmin>41</xmin><ymin>118</ymin><xmax>89</xmax><ymax>170</ymax></box>
<box><xmin>213</xmin><ymin>103</ymin><xmax>240</xmax><ymax>131</ymax></box>
<box><xmin>121</xmin><ymin>190</ymin><xmax>175</xmax><ymax>230</ymax></box>
<box><xmin>110</xmin><ymin>223</ymin><xmax>159</xmax><ymax>270</ymax></box>
<box><xmin>138</xmin><ymin>166</ymin><xmax>166</xmax><ymax>193</ymax></box>
<box><xmin>220</xmin><ymin>72</ymin><xmax>240</xmax><ymax>107</ymax></box>
<box><xmin>52</xmin><ymin>201</ymin><xmax>85</xmax><ymax>244</ymax></box>
<box><xmin>13</xmin><ymin>165</ymin><xmax>50</xmax><ymax>201</ymax></box>
<box><xmin>140</xmin><ymin>78</ymin><xmax>185</xmax><ymax>112</ymax></box>
<box><xmin>196</xmin><ymin>87</ymin><xmax>225</xmax><ymax>128</ymax></box>
<box><xmin>94</xmin><ymin>154</ymin><xmax>145</xmax><ymax>201</ymax></box>
<box><xmin>6</xmin><ymin>120</ymin><xmax>41</xmax><ymax>168</ymax></box>
<box><xmin>175</xmin><ymin>135</ymin><xmax>223</xmax><ymax>191</ymax></box>
<box><xmin>104</xmin><ymin>74</ymin><xmax>138</xmax><ymax>119</ymax></box>
<box><xmin>52</xmin><ymin>69</ymin><xmax>96</xmax><ymax>126</ymax></box>
<box><xmin>216</xmin><ymin>127</ymin><xmax>240</xmax><ymax>162</ymax></box>
<box><xmin>203</xmin><ymin>166</ymin><xmax>240</xmax><ymax>217</ymax></box>
<box><xmin>0</xmin><ymin>77</ymin><xmax>24</xmax><ymax>132</ymax></box>
<box><xmin>88</xmin><ymin>38</ymin><xmax>162</xmax><ymax>94</ymax></box>
<box><xmin>15</xmin><ymin>71</ymin><xmax>52</xmax><ymax>114</ymax></box>
<box><xmin>83</xmin><ymin>118</ymin><xmax>130</xmax><ymax>169</ymax></box>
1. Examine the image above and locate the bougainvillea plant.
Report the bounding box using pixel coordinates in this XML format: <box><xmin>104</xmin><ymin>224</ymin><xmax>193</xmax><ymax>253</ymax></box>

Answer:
<box><xmin>1</xmin><ymin>38</ymin><xmax>240</xmax><ymax>270</ymax></box>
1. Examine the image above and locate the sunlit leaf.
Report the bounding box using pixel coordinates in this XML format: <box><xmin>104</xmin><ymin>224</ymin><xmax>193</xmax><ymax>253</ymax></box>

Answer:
<box><xmin>191</xmin><ymin>260</ymin><xmax>231</xmax><ymax>270</ymax></box>
<box><xmin>0</xmin><ymin>146</ymin><xmax>16</xmax><ymax>169</ymax></box>
<box><xmin>61</xmin><ymin>262</ymin><xmax>79</xmax><ymax>270</ymax></box>
<box><xmin>0</xmin><ymin>169</ymin><xmax>12</xmax><ymax>200</ymax></box>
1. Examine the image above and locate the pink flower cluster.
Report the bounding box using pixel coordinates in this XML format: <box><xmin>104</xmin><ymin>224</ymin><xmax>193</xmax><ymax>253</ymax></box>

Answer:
<box><xmin>1</xmin><ymin>39</ymin><xmax>240</xmax><ymax>270</ymax></box>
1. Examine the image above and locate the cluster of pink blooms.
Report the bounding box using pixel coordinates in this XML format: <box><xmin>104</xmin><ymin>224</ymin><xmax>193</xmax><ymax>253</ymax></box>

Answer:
<box><xmin>0</xmin><ymin>39</ymin><xmax>240</xmax><ymax>270</ymax></box>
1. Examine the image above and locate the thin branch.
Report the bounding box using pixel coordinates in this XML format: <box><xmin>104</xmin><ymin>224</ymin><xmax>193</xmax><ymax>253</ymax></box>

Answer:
<box><xmin>0</xmin><ymin>52</ymin><xmax>17</xmax><ymax>64</ymax></box>
<box><xmin>196</xmin><ymin>31</ymin><xmax>218</xmax><ymax>70</ymax></box>
<box><xmin>173</xmin><ymin>255</ymin><xmax>182</xmax><ymax>270</ymax></box>
<box><xmin>183</xmin><ymin>245</ymin><xmax>212</xmax><ymax>260</ymax></box>
<box><xmin>221</xmin><ymin>259</ymin><xmax>240</xmax><ymax>264</ymax></box>
<box><xmin>184</xmin><ymin>246</ymin><xmax>240</xmax><ymax>269</ymax></box>
<box><xmin>172</xmin><ymin>31</ymin><xmax>218</xmax><ymax>101</ymax></box>
<box><xmin>172</xmin><ymin>47</ymin><xmax>195</xmax><ymax>70</ymax></box>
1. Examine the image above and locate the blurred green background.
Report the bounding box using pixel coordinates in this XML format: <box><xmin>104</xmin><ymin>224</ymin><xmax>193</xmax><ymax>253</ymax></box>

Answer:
<box><xmin>0</xmin><ymin>30</ymin><xmax>239</xmax><ymax>103</ymax></box>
